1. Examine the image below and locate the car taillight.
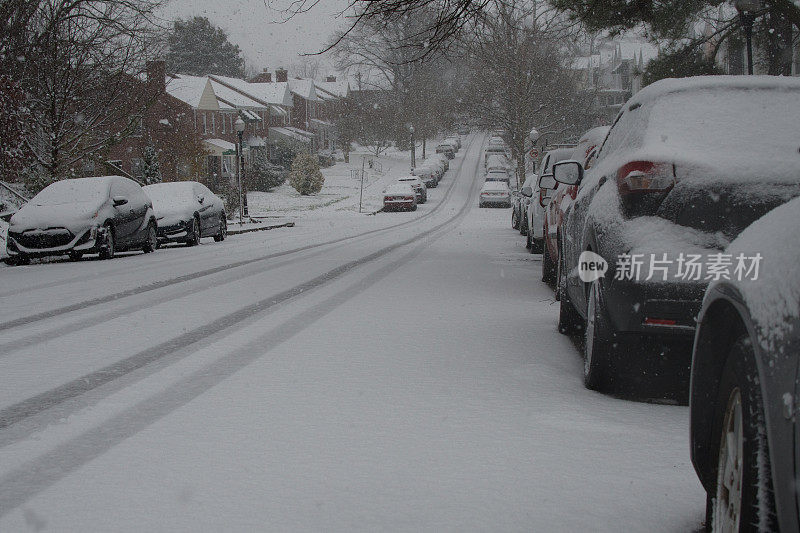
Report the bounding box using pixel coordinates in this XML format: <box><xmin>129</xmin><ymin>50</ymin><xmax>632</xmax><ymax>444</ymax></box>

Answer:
<box><xmin>616</xmin><ymin>161</ymin><xmax>675</xmax><ymax>196</ymax></box>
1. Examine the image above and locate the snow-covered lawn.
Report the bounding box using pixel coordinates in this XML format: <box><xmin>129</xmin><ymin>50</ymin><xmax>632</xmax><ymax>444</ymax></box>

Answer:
<box><xmin>247</xmin><ymin>143</ymin><xmax>437</xmax><ymax>218</ymax></box>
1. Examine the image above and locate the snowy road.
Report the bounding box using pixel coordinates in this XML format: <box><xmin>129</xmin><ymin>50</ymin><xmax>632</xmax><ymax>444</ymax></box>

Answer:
<box><xmin>0</xmin><ymin>135</ymin><xmax>705</xmax><ymax>531</ymax></box>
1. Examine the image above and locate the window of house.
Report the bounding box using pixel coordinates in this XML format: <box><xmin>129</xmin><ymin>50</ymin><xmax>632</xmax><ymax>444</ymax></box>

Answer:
<box><xmin>203</xmin><ymin>114</ymin><xmax>208</xmax><ymax>134</ymax></box>
<box><xmin>211</xmin><ymin>113</ymin><xmax>216</xmax><ymax>133</ymax></box>
<box><xmin>222</xmin><ymin>114</ymin><xmax>227</xmax><ymax>134</ymax></box>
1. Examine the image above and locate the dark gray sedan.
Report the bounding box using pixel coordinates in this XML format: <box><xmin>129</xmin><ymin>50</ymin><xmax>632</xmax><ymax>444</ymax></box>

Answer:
<box><xmin>5</xmin><ymin>175</ymin><xmax>157</xmax><ymax>264</ymax></box>
<box><xmin>143</xmin><ymin>181</ymin><xmax>226</xmax><ymax>246</ymax></box>
<box><xmin>690</xmin><ymin>196</ymin><xmax>800</xmax><ymax>532</ymax></box>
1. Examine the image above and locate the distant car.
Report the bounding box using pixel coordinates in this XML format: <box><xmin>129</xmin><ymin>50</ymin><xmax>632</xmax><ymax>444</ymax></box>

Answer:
<box><xmin>397</xmin><ymin>176</ymin><xmax>427</xmax><ymax>203</ymax></box>
<box><xmin>5</xmin><ymin>175</ymin><xmax>157</xmax><ymax>264</ymax></box>
<box><xmin>485</xmin><ymin>169</ymin><xmax>511</xmax><ymax>185</ymax></box>
<box><xmin>484</xmin><ymin>145</ymin><xmax>508</xmax><ymax>166</ymax></box>
<box><xmin>436</xmin><ymin>144</ymin><xmax>455</xmax><ymax>159</ymax></box>
<box><xmin>383</xmin><ymin>183</ymin><xmax>417</xmax><ymax>212</ymax></box>
<box><xmin>486</xmin><ymin>154</ymin><xmax>509</xmax><ymax>173</ymax></box>
<box><xmin>143</xmin><ymin>181</ymin><xmax>226</xmax><ymax>246</ymax></box>
<box><xmin>511</xmin><ymin>173</ymin><xmax>537</xmax><ymax>230</ymax></box>
<box><xmin>523</xmin><ymin>147</ymin><xmax>572</xmax><ymax>254</ymax></box>
<box><xmin>554</xmin><ymin>75</ymin><xmax>800</xmax><ymax>397</ymax></box>
<box><xmin>542</xmin><ymin>126</ymin><xmax>609</xmax><ymax>284</ymax></box>
<box><xmin>457</xmin><ymin>125</ymin><xmax>469</xmax><ymax>135</ymax></box>
<box><xmin>479</xmin><ymin>181</ymin><xmax>511</xmax><ymax>208</ymax></box>
<box><xmin>432</xmin><ymin>153</ymin><xmax>449</xmax><ymax>172</ymax></box>
<box><xmin>411</xmin><ymin>166</ymin><xmax>437</xmax><ymax>188</ymax></box>
<box><xmin>690</xmin><ymin>197</ymin><xmax>800</xmax><ymax>533</ymax></box>
<box><xmin>445</xmin><ymin>136</ymin><xmax>461</xmax><ymax>150</ymax></box>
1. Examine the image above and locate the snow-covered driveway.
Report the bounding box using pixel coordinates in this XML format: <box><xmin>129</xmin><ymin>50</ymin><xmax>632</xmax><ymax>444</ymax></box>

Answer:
<box><xmin>0</xmin><ymin>135</ymin><xmax>705</xmax><ymax>531</ymax></box>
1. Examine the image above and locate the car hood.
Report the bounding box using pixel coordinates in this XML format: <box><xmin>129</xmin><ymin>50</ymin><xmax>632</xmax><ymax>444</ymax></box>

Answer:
<box><xmin>9</xmin><ymin>201</ymin><xmax>102</xmax><ymax>231</ymax></box>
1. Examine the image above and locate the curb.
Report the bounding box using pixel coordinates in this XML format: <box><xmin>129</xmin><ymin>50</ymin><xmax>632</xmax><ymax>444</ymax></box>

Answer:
<box><xmin>227</xmin><ymin>221</ymin><xmax>295</xmax><ymax>235</ymax></box>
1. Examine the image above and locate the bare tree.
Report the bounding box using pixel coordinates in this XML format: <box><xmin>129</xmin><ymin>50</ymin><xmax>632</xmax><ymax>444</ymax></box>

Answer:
<box><xmin>459</xmin><ymin>0</ymin><xmax>593</xmax><ymax>186</ymax></box>
<box><xmin>2</xmin><ymin>0</ymin><xmax>164</xmax><ymax>182</ymax></box>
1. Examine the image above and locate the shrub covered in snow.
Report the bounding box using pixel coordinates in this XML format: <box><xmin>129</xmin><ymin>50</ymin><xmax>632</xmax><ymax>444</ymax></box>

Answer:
<box><xmin>248</xmin><ymin>152</ymin><xmax>286</xmax><ymax>192</ymax></box>
<box><xmin>289</xmin><ymin>153</ymin><xmax>324</xmax><ymax>196</ymax></box>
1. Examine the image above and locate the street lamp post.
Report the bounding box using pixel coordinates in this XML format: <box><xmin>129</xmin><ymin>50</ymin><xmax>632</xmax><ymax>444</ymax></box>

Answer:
<box><xmin>234</xmin><ymin>117</ymin><xmax>245</xmax><ymax>224</ymax></box>
<box><xmin>409</xmin><ymin>125</ymin><xmax>416</xmax><ymax>170</ymax></box>
<box><xmin>734</xmin><ymin>0</ymin><xmax>762</xmax><ymax>75</ymax></box>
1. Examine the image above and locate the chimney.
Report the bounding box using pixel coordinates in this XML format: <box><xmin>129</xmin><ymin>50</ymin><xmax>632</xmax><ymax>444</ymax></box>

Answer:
<box><xmin>275</xmin><ymin>68</ymin><xmax>288</xmax><ymax>82</ymax></box>
<box><xmin>248</xmin><ymin>69</ymin><xmax>272</xmax><ymax>83</ymax></box>
<box><xmin>146</xmin><ymin>60</ymin><xmax>166</xmax><ymax>93</ymax></box>
<box><xmin>325</xmin><ymin>75</ymin><xmax>336</xmax><ymax>82</ymax></box>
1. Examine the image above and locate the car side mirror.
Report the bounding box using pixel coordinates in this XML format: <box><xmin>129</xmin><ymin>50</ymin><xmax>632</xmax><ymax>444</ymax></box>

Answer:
<box><xmin>552</xmin><ymin>160</ymin><xmax>583</xmax><ymax>186</ymax></box>
<box><xmin>521</xmin><ymin>186</ymin><xmax>533</xmax><ymax>197</ymax></box>
<box><xmin>538</xmin><ymin>174</ymin><xmax>557</xmax><ymax>190</ymax></box>
<box><xmin>197</xmin><ymin>194</ymin><xmax>205</xmax><ymax>204</ymax></box>
<box><xmin>112</xmin><ymin>196</ymin><xmax>128</xmax><ymax>207</ymax></box>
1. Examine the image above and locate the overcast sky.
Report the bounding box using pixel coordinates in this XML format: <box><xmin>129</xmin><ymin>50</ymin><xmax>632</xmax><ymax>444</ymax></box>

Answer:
<box><xmin>159</xmin><ymin>0</ymin><xmax>354</xmax><ymax>77</ymax></box>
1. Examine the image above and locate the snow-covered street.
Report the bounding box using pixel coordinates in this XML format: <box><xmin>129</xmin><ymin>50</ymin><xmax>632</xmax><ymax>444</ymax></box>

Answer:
<box><xmin>0</xmin><ymin>135</ymin><xmax>705</xmax><ymax>531</ymax></box>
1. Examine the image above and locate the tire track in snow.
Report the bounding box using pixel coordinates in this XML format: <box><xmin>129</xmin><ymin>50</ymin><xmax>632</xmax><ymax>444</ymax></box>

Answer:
<box><xmin>0</xmin><ymin>134</ymin><xmax>487</xmax><ymax>433</ymax></box>
<box><xmin>0</xmin><ymin>135</ymin><xmax>479</xmax><ymax>333</ymax></box>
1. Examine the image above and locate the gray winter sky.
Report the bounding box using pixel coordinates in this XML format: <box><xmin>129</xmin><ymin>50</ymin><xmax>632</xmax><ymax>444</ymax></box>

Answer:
<box><xmin>159</xmin><ymin>0</ymin><xmax>354</xmax><ymax>76</ymax></box>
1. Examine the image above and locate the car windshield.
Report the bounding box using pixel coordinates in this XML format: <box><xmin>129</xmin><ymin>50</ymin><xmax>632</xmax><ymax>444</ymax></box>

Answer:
<box><xmin>31</xmin><ymin>178</ymin><xmax>110</xmax><ymax>206</ymax></box>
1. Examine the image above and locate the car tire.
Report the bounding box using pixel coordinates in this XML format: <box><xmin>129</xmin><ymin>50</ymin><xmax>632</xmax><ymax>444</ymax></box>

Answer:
<box><xmin>187</xmin><ymin>216</ymin><xmax>200</xmax><ymax>247</ymax></box>
<box><xmin>528</xmin><ymin>230</ymin><xmax>543</xmax><ymax>254</ymax></box>
<box><xmin>142</xmin><ymin>222</ymin><xmax>157</xmax><ymax>253</ymax></box>
<box><xmin>511</xmin><ymin>207</ymin><xmax>519</xmax><ymax>229</ymax></box>
<box><xmin>542</xmin><ymin>245</ymin><xmax>556</xmax><ymax>284</ymax></box>
<box><xmin>557</xmin><ymin>252</ymin><xmax>582</xmax><ymax>335</ymax></box>
<box><xmin>213</xmin><ymin>215</ymin><xmax>227</xmax><ymax>242</ymax></box>
<box><xmin>68</xmin><ymin>251</ymin><xmax>83</xmax><ymax>261</ymax></box>
<box><xmin>519</xmin><ymin>216</ymin><xmax>527</xmax><ymax>236</ymax></box>
<box><xmin>99</xmin><ymin>224</ymin><xmax>115</xmax><ymax>260</ymax></box>
<box><xmin>709</xmin><ymin>337</ymin><xmax>776</xmax><ymax>532</ymax></box>
<box><xmin>412</xmin><ymin>204</ymin><xmax>417</xmax><ymax>211</ymax></box>
<box><xmin>583</xmin><ymin>279</ymin><xmax>615</xmax><ymax>392</ymax></box>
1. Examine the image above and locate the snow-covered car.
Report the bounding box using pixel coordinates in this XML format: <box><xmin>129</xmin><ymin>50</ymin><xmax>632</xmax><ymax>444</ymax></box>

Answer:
<box><xmin>411</xmin><ymin>165</ymin><xmax>438</xmax><ymax>188</ymax></box>
<box><xmin>484</xmin><ymin>144</ymin><xmax>508</xmax><ymax>167</ymax></box>
<box><xmin>5</xmin><ymin>175</ymin><xmax>158</xmax><ymax>264</ymax></box>
<box><xmin>478</xmin><ymin>181</ymin><xmax>511</xmax><ymax>208</ymax></box>
<box><xmin>554</xmin><ymin>75</ymin><xmax>800</xmax><ymax>397</ymax></box>
<box><xmin>143</xmin><ymin>181</ymin><xmax>226</xmax><ymax>246</ymax></box>
<box><xmin>486</xmin><ymin>154</ymin><xmax>509</xmax><ymax>173</ymax></box>
<box><xmin>689</xmin><ymin>196</ymin><xmax>800</xmax><ymax>533</ymax></box>
<box><xmin>444</xmin><ymin>136</ymin><xmax>461</xmax><ymax>151</ymax></box>
<box><xmin>383</xmin><ymin>183</ymin><xmax>418</xmax><ymax>212</ymax></box>
<box><xmin>436</xmin><ymin>144</ymin><xmax>455</xmax><ymax>159</ymax></box>
<box><xmin>397</xmin><ymin>176</ymin><xmax>427</xmax><ymax>203</ymax></box>
<box><xmin>511</xmin><ymin>173</ymin><xmax>536</xmax><ymax>231</ymax></box>
<box><xmin>484</xmin><ymin>169</ymin><xmax>510</xmax><ymax>185</ymax></box>
<box><xmin>542</xmin><ymin>126</ymin><xmax>610</xmax><ymax>285</ymax></box>
<box><xmin>523</xmin><ymin>147</ymin><xmax>572</xmax><ymax>254</ymax></box>
<box><xmin>431</xmin><ymin>153</ymin><xmax>449</xmax><ymax>172</ymax></box>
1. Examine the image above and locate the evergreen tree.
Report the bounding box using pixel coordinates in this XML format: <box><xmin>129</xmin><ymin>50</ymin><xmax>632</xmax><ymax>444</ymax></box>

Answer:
<box><xmin>142</xmin><ymin>144</ymin><xmax>162</xmax><ymax>184</ymax></box>
<box><xmin>248</xmin><ymin>151</ymin><xmax>286</xmax><ymax>192</ymax></box>
<box><xmin>289</xmin><ymin>153</ymin><xmax>324</xmax><ymax>196</ymax></box>
<box><xmin>641</xmin><ymin>45</ymin><xmax>722</xmax><ymax>87</ymax></box>
<box><xmin>166</xmin><ymin>17</ymin><xmax>246</xmax><ymax>77</ymax></box>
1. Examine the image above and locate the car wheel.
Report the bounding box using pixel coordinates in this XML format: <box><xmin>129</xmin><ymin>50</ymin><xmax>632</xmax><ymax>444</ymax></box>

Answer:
<box><xmin>411</xmin><ymin>204</ymin><xmax>417</xmax><ymax>211</ymax></box>
<box><xmin>213</xmin><ymin>215</ymin><xmax>227</xmax><ymax>242</ymax></box>
<box><xmin>519</xmin><ymin>216</ymin><xmax>527</xmax><ymax>236</ymax></box>
<box><xmin>511</xmin><ymin>207</ymin><xmax>519</xmax><ymax>229</ymax></box>
<box><xmin>557</xmin><ymin>252</ymin><xmax>582</xmax><ymax>335</ymax></box>
<box><xmin>142</xmin><ymin>223</ymin><xmax>157</xmax><ymax>253</ymax></box>
<box><xmin>710</xmin><ymin>337</ymin><xmax>776</xmax><ymax>532</ymax></box>
<box><xmin>187</xmin><ymin>217</ymin><xmax>200</xmax><ymax>247</ymax></box>
<box><xmin>583</xmin><ymin>279</ymin><xmax>615</xmax><ymax>391</ymax></box>
<box><xmin>99</xmin><ymin>224</ymin><xmax>115</xmax><ymax>260</ymax></box>
<box><xmin>542</xmin><ymin>244</ymin><xmax>556</xmax><ymax>284</ymax></box>
<box><xmin>68</xmin><ymin>251</ymin><xmax>83</xmax><ymax>261</ymax></box>
<box><xmin>529</xmin><ymin>230</ymin><xmax>543</xmax><ymax>254</ymax></box>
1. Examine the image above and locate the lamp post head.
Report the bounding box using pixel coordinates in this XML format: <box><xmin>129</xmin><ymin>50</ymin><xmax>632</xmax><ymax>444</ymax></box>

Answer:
<box><xmin>409</xmin><ymin>125</ymin><xmax>415</xmax><ymax>135</ymax></box>
<box><xmin>733</xmin><ymin>0</ymin><xmax>762</xmax><ymax>12</ymax></box>
<box><xmin>529</xmin><ymin>128</ymin><xmax>540</xmax><ymax>143</ymax></box>
<box><xmin>234</xmin><ymin>117</ymin><xmax>245</xmax><ymax>133</ymax></box>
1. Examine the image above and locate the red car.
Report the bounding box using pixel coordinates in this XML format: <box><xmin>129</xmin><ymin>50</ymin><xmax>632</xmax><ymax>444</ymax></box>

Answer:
<box><xmin>383</xmin><ymin>183</ymin><xmax>417</xmax><ymax>212</ymax></box>
<box><xmin>541</xmin><ymin>126</ymin><xmax>609</xmax><ymax>285</ymax></box>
